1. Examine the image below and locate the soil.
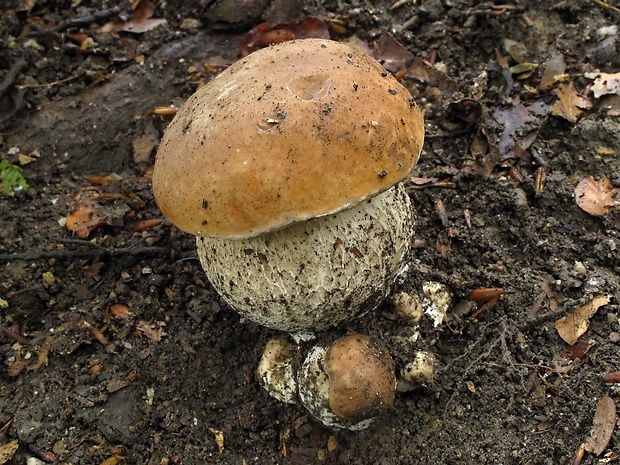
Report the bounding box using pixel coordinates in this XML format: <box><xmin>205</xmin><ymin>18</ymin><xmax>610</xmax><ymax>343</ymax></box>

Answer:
<box><xmin>1</xmin><ymin>1</ymin><xmax>619</xmax><ymax>464</ymax></box>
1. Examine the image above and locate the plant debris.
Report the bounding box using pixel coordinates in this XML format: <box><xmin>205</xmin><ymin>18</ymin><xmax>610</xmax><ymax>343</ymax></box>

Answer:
<box><xmin>584</xmin><ymin>394</ymin><xmax>617</xmax><ymax>456</ymax></box>
<box><xmin>554</xmin><ymin>294</ymin><xmax>612</xmax><ymax>346</ymax></box>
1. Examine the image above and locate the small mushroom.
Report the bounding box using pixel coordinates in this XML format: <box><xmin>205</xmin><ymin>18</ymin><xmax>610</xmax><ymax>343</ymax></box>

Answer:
<box><xmin>397</xmin><ymin>350</ymin><xmax>438</xmax><ymax>392</ymax></box>
<box><xmin>255</xmin><ymin>336</ymin><xmax>298</xmax><ymax>404</ymax></box>
<box><xmin>298</xmin><ymin>334</ymin><xmax>396</xmax><ymax>430</ymax></box>
<box><xmin>153</xmin><ymin>38</ymin><xmax>424</xmax><ymax>331</ymax></box>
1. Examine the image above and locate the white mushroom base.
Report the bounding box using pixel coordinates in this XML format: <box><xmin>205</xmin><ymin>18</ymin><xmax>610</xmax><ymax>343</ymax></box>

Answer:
<box><xmin>196</xmin><ymin>183</ymin><xmax>414</xmax><ymax>332</ymax></box>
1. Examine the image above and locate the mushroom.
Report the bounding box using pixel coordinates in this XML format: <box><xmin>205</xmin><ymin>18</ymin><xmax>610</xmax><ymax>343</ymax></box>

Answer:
<box><xmin>297</xmin><ymin>334</ymin><xmax>396</xmax><ymax>430</ymax></box>
<box><xmin>255</xmin><ymin>336</ymin><xmax>299</xmax><ymax>404</ymax></box>
<box><xmin>397</xmin><ymin>350</ymin><xmax>438</xmax><ymax>392</ymax></box>
<box><xmin>153</xmin><ymin>38</ymin><xmax>424</xmax><ymax>331</ymax></box>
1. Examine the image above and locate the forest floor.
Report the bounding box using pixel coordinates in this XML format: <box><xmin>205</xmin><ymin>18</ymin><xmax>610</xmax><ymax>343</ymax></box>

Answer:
<box><xmin>1</xmin><ymin>0</ymin><xmax>619</xmax><ymax>464</ymax></box>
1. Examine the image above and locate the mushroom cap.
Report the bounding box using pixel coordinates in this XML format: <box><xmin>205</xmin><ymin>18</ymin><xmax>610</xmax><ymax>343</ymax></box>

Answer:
<box><xmin>297</xmin><ymin>334</ymin><xmax>396</xmax><ymax>430</ymax></box>
<box><xmin>325</xmin><ymin>334</ymin><xmax>396</xmax><ymax>422</ymax></box>
<box><xmin>153</xmin><ymin>38</ymin><xmax>424</xmax><ymax>238</ymax></box>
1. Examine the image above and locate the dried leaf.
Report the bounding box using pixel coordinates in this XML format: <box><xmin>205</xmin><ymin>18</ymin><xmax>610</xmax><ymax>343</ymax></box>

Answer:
<box><xmin>0</xmin><ymin>440</ymin><xmax>18</xmax><ymax>465</ymax></box>
<box><xmin>584</xmin><ymin>72</ymin><xmax>620</xmax><ymax>98</ymax></box>
<box><xmin>540</xmin><ymin>54</ymin><xmax>567</xmax><ymax>89</ymax></box>
<box><xmin>209</xmin><ymin>427</ymin><xmax>225</xmax><ymax>454</ymax></box>
<box><xmin>493</xmin><ymin>99</ymin><xmax>537</xmax><ymax>156</ymax></box>
<box><xmin>136</xmin><ymin>320</ymin><xmax>167</xmax><ymax>342</ymax></box>
<box><xmin>554</xmin><ymin>294</ymin><xmax>611</xmax><ymax>345</ymax></box>
<box><xmin>551</xmin><ymin>82</ymin><xmax>591</xmax><ymax>122</ymax></box>
<box><xmin>468</xmin><ymin>288</ymin><xmax>508</xmax><ymax>306</ymax></box>
<box><xmin>28</xmin><ymin>336</ymin><xmax>54</xmax><ymax>371</ymax></box>
<box><xmin>240</xmin><ymin>18</ymin><xmax>329</xmax><ymax>56</ymax></box>
<box><xmin>99</xmin><ymin>455</ymin><xmax>124</xmax><ymax>465</ymax></box>
<box><xmin>584</xmin><ymin>394</ymin><xmax>616</xmax><ymax>456</ymax></box>
<box><xmin>602</xmin><ymin>372</ymin><xmax>620</xmax><ymax>384</ymax></box>
<box><xmin>110</xmin><ymin>304</ymin><xmax>133</xmax><ymax>319</ymax></box>
<box><xmin>66</xmin><ymin>202</ymin><xmax>111</xmax><ymax>238</ymax></box>
<box><xmin>132</xmin><ymin>120</ymin><xmax>159</xmax><ymax>171</ymax></box>
<box><xmin>562</xmin><ymin>340</ymin><xmax>593</xmax><ymax>360</ymax></box>
<box><xmin>575</xmin><ymin>176</ymin><xmax>615</xmax><ymax>216</ymax></box>
<box><xmin>510</xmin><ymin>62</ymin><xmax>538</xmax><ymax>75</ymax></box>
<box><xmin>130</xmin><ymin>218</ymin><xmax>162</xmax><ymax>231</ymax></box>
<box><xmin>99</xmin><ymin>0</ymin><xmax>166</xmax><ymax>33</ymax></box>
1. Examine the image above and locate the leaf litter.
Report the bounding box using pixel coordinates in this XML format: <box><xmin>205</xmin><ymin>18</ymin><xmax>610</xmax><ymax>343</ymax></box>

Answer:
<box><xmin>554</xmin><ymin>294</ymin><xmax>612</xmax><ymax>346</ymax></box>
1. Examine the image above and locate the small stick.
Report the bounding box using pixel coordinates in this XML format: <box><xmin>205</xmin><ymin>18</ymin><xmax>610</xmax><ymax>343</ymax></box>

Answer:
<box><xmin>0</xmin><ymin>245</ymin><xmax>171</xmax><ymax>261</ymax></box>
<box><xmin>30</xmin><ymin>6</ymin><xmax>122</xmax><ymax>35</ymax></box>
<box><xmin>425</xmin><ymin>128</ymin><xmax>474</xmax><ymax>141</ymax></box>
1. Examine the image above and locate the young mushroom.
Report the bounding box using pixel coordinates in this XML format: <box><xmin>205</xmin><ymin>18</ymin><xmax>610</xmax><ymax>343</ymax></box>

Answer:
<box><xmin>298</xmin><ymin>333</ymin><xmax>396</xmax><ymax>430</ymax></box>
<box><xmin>153</xmin><ymin>38</ymin><xmax>424</xmax><ymax>331</ymax></box>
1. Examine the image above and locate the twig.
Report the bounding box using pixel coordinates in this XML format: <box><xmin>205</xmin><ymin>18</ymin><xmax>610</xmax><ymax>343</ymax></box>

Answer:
<box><xmin>518</xmin><ymin>299</ymin><xmax>581</xmax><ymax>332</ymax></box>
<box><xmin>590</xmin><ymin>0</ymin><xmax>620</xmax><ymax>13</ymax></box>
<box><xmin>30</xmin><ymin>6</ymin><xmax>121</xmax><ymax>35</ymax></box>
<box><xmin>425</xmin><ymin>128</ymin><xmax>474</xmax><ymax>141</ymax></box>
<box><xmin>0</xmin><ymin>326</ymin><xmax>29</xmax><ymax>344</ymax></box>
<box><xmin>0</xmin><ymin>245</ymin><xmax>171</xmax><ymax>261</ymax></box>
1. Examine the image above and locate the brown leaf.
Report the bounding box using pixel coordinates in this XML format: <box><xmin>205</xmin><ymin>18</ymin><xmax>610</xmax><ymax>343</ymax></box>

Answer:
<box><xmin>132</xmin><ymin>119</ymin><xmax>159</xmax><ymax>171</ymax></box>
<box><xmin>240</xmin><ymin>18</ymin><xmax>329</xmax><ymax>56</ymax></box>
<box><xmin>130</xmin><ymin>218</ymin><xmax>163</xmax><ymax>231</ymax></box>
<box><xmin>540</xmin><ymin>54</ymin><xmax>567</xmax><ymax>89</ymax></box>
<box><xmin>554</xmin><ymin>294</ymin><xmax>611</xmax><ymax>345</ymax></box>
<box><xmin>136</xmin><ymin>320</ymin><xmax>167</xmax><ymax>342</ymax></box>
<box><xmin>601</xmin><ymin>372</ymin><xmax>620</xmax><ymax>384</ymax></box>
<box><xmin>0</xmin><ymin>440</ymin><xmax>18</xmax><ymax>465</ymax></box>
<box><xmin>99</xmin><ymin>0</ymin><xmax>166</xmax><ymax>33</ymax></box>
<box><xmin>109</xmin><ymin>304</ymin><xmax>133</xmax><ymax>319</ymax></box>
<box><xmin>551</xmin><ymin>82</ymin><xmax>591</xmax><ymax>122</ymax></box>
<box><xmin>468</xmin><ymin>288</ymin><xmax>508</xmax><ymax>306</ymax></box>
<box><xmin>562</xmin><ymin>340</ymin><xmax>593</xmax><ymax>360</ymax></box>
<box><xmin>584</xmin><ymin>394</ymin><xmax>616</xmax><ymax>456</ymax></box>
<box><xmin>493</xmin><ymin>99</ymin><xmax>537</xmax><ymax>156</ymax></box>
<box><xmin>575</xmin><ymin>176</ymin><xmax>615</xmax><ymax>216</ymax></box>
<box><xmin>66</xmin><ymin>202</ymin><xmax>111</xmax><ymax>238</ymax></box>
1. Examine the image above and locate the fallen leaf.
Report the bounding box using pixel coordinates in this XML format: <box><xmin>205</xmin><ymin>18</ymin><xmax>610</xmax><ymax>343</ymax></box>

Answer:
<box><xmin>552</xmin><ymin>82</ymin><xmax>591</xmax><ymax>122</ymax></box>
<box><xmin>132</xmin><ymin>119</ymin><xmax>159</xmax><ymax>171</ymax></box>
<box><xmin>575</xmin><ymin>176</ymin><xmax>615</xmax><ymax>216</ymax></box>
<box><xmin>584</xmin><ymin>394</ymin><xmax>616</xmax><ymax>456</ymax></box>
<box><xmin>136</xmin><ymin>320</ymin><xmax>167</xmax><ymax>342</ymax></box>
<box><xmin>99</xmin><ymin>455</ymin><xmax>124</xmax><ymax>465</ymax></box>
<box><xmin>602</xmin><ymin>372</ymin><xmax>620</xmax><ymax>384</ymax></box>
<box><xmin>240</xmin><ymin>18</ymin><xmax>329</xmax><ymax>56</ymax></box>
<box><xmin>562</xmin><ymin>340</ymin><xmax>593</xmax><ymax>360</ymax></box>
<box><xmin>584</xmin><ymin>72</ymin><xmax>620</xmax><ymax>98</ymax></box>
<box><xmin>493</xmin><ymin>99</ymin><xmax>537</xmax><ymax>154</ymax></box>
<box><xmin>468</xmin><ymin>288</ymin><xmax>508</xmax><ymax>306</ymax></box>
<box><xmin>66</xmin><ymin>202</ymin><xmax>111</xmax><ymax>238</ymax></box>
<box><xmin>0</xmin><ymin>440</ymin><xmax>18</xmax><ymax>465</ymax></box>
<box><xmin>209</xmin><ymin>427</ymin><xmax>225</xmax><ymax>454</ymax></box>
<box><xmin>540</xmin><ymin>54</ymin><xmax>567</xmax><ymax>89</ymax></box>
<box><xmin>130</xmin><ymin>218</ymin><xmax>162</xmax><ymax>231</ymax></box>
<box><xmin>109</xmin><ymin>304</ymin><xmax>133</xmax><ymax>319</ymax></box>
<box><xmin>554</xmin><ymin>294</ymin><xmax>611</xmax><ymax>345</ymax></box>
<box><xmin>99</xmin><ymin>0</ymin><xmax>166</xmax><ymax>33</ymax></box>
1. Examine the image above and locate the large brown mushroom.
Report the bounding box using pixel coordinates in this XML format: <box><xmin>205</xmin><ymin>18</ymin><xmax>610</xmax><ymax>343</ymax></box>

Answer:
<box><xmin>153</xmin><ymin>38</ymin><xmax>424</xmax><ymax>331</ymax></box>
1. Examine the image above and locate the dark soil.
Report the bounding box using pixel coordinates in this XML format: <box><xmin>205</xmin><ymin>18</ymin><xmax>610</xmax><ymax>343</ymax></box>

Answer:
<box><xmin>1</xmin><ymin>1</ymin><xmax>619</xmax><ymax>464</ymax></box>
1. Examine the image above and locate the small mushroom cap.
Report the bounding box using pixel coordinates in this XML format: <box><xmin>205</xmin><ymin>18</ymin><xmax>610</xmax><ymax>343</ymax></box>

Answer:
<box><xmin>325</xmin><ymin>334</ymin><xmax>395</xmax><ymax>422</ymax></box>
<box><xmin>153</xmin><ymin>38</ymin><xmax>424</xmax><ymax>238</ymax></box>
<box><xmin>297</xmin><ymin>334</ymin><xmax>396</xmax><ymax>430</ymax></box>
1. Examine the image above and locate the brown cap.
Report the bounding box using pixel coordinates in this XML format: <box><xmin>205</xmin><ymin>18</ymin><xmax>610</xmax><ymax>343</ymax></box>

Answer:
<box><xmin>325</xmin><ymin>334</ymin><xmax>395</xmax><ymax>422</ymax></box>
<box><xmin>153</xmin><ymin>38</ymin><xmax>424</xmax><ymax>238</ymax></box>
